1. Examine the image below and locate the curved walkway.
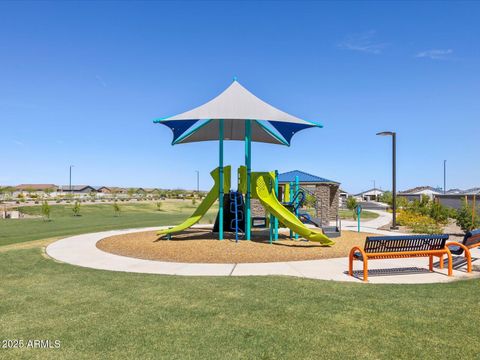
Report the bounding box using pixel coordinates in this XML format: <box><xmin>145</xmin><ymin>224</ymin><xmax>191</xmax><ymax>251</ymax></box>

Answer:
<box><xmin>340</xmin><ymin>209</ymin><xmax>399</xmax><ymax>235</ymax></box>
<box><xmin>46</xmin><ymin>226</ymin><xmax>479</xmax><ymax>284</ymax></box>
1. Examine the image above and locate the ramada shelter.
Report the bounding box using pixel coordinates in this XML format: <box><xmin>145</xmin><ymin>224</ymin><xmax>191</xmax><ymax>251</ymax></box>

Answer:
<box><xmin>251</xmin><ymin>170</ymin><xmax>340</xmax><ymax>227</ymax></box>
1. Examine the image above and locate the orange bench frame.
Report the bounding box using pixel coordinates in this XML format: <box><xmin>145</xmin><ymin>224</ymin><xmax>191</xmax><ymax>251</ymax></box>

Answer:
<box><xmin>349</xmin><ymin>241</ymin><xmax>472</xmax><ymax>282</ymax></box>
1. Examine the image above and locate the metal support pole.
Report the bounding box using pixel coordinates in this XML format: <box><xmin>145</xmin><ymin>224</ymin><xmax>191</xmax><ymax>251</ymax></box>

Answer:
<box><xmin>443</xmin><ymin>160</ymin><xmax>447</xmax><ymax>195</ymax></box>
<box><xmin>196</xmin><ymin>170</ymin><xmax>199</xmax><ymax>193</ymax></box>
<box><xmin>289</xmin><ymin>181</ymin><xmax>293</xmax><ymax>239</ymax></box>
<box><xmin>245</xmin><ymin>120</ymin><xmax>252</xmax><ymax>241</ymax></box>
<box><xmin>218</xmin><ymin>120</ymin><xmax>224</xmax><ymax>240</ymax></box>
<box><xmin>69</xmin><ymin>165</ymin><xmax>74</xmax><ymax>198</ymax></box>
<box><xmin>295</xmin><ymin>175</ymin><xmax>299</xmax><ymax>240</ymax></box>
<box><xmin>392</xmin><ymin>132</ymin><xmax>398</xmax><ymax>230</ymax></box>
<box><xmin>274</xmin><ymin>170</ymin><xmax>279</xmax><ymax>241</ymax></box>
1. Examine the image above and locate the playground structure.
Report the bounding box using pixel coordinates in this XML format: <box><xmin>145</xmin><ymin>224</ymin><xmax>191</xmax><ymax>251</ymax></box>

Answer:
<box><xmin>157</xmin><ymin>166</ymin><xmax>334</xmax><ymax>245</ymax></box>
<box><xmin>154</xmin><ymin>79</ymin><xmax>334</xmax><ymax>245</ymax></box>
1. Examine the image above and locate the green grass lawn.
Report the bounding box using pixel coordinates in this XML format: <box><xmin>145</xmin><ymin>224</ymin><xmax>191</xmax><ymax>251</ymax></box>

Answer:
<box><xmin>339</xmin><ymin>209</ymin><xmax>379</xmax><ymax>220</ymax></box>
<box><xmin>1</xmin><ymin>202</ymin><xmax>479</xmax><ymax>359</ymax></box>
<box><xmin>0</xmin><ymin>201</ymin><xmax>217</xmax><ymax>247</ymax></box>
<box><xmin>1</xmin><ymin>246</ymin><xmax>479</xmax><ymax>359</ymax></box>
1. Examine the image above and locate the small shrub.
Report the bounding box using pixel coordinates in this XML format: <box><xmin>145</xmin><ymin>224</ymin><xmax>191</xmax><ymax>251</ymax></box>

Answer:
<box><xmin>72</xmin><ymin>201</ymin><xmax>81</xmax><ymax>216</ymax></box>
<box><xmin>346</xmin><ymin>197</ymin><xmax>358</xmax><ymax>219</ymax></box>
<box><xmin>41</xmin><ymin>201</ymin><xmax>51</xmax><ymax>221</ymax></box>
<box><xmin>455</xmin><ymin>200</ymin><xmax>480</xmax><ymax>232</ymax></box>
<box><xmin>113</xmin><ymin>201</ymin><xmax>121</xmax><ymax>217</ymax></box>
<box><xmin>397</xmin><ymin>210</ymin><xmax>443</xmax><ymax>234</ymax></box>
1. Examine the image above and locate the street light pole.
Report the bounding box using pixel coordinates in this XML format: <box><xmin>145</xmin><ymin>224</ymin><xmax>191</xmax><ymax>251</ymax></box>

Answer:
<box><xmin>69</xmin><ymin>165</ymin><xmax>74</xmax><ymax>194</ymax></box>
<box><xmin>195</xmin><ymin>170</ymin><xmax>199</xmax><ymax>192</ymax></box>
<box><xmin>443</xmin><ymin>160</ymin><xmax>447</xmax><ymax>195</ymax></box>
<box><xmin>377</xmin><ymin>131</ymin><xmax>398</xmax><ymax>230</ymax></box>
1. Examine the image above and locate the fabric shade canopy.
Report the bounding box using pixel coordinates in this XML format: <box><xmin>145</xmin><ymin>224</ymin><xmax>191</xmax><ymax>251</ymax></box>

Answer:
<box><xmin>154</xmin><ymin>80</ymin><xmax>322</xmax><ymax>145</ymax></box>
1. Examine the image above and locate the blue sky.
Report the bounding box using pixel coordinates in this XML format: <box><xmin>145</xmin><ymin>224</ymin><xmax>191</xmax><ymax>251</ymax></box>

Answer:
<box><xmin>1</xmin><ymin>1</ymin><xmax>479</xmax><ymax>193</ymax></box>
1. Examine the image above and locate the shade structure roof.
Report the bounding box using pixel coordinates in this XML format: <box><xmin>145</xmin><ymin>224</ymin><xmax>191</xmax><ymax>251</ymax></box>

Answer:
<box><xmin>278</xmin><ymin>170</ymin><xmax>339</xmax><ymax>184</ymax></box>
<box><xmin>154</xmin><ymin>80</ymin><xmax>322</xmax><ymax>146</ymax></box>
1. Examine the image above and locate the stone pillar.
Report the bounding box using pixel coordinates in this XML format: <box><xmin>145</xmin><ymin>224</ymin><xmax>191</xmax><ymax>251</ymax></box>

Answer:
<box><xmin>314</xmin><ymin>183</ymin><xmax>340</xmax><ymax>226</ymax></box>
<box><xmin>314</xmin><ymin>185</ymin><xmax>330</xmax><ymax>226</ymax></box>
<box><xmin>329</xmin><ymin>185</ymin><xmax>340</xmax><ymax>221</ymax></box>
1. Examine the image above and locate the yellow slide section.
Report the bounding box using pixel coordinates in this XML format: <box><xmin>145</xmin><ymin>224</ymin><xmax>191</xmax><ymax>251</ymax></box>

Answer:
<box><xmin>157</xmin><ymin>166</ymin><xmax>231</xmax><ymax>238</ymax></box>
<box><xmin>251</xmin><ymin>172</ymin><xmax>334</xmax><ymax>246</ymax></box>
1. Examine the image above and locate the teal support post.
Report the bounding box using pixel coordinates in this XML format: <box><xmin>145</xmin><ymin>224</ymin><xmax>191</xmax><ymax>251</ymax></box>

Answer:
<box><xmin>295</xmin><ymin>175</ymin><xmax>299</xmax><ymax>240</ymax></box>
<box><xmin>289</xmin><ymin>181</ymin><xmax>294</xmax><ymax>239</ymax></box>
<box><xmin>245</xmin><ymin>120</ymin><xmax>252</xmax><ymax>241</ymax></box>
<box><xmin>218</xmin><ymin>119</ymin><xmax>224</xmax><ymax>240</ymax></box>
<box><xmin>274</xmin><ymin>170</ymin><xmax>279</xmax><ymax>241</ymax></box>
<box><xmin>269</xmin><ymin>213</ymin><xmax>274</xmax><ymax>244</ymax></box>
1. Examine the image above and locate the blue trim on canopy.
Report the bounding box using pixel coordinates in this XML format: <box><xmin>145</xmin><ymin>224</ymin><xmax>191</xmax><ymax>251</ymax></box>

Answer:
<box><xmin>254</xmin><ymin>120</ymin><xmax>289</xmax><ymax>146</ymax></box>
<box><xmin>158</xmin><ymin>120</ymin><xmax>199</xmax><ymax>144</ymax></box>
<box><xmin>173</xmin><ymin>119</ymin><xmax>212</xmax><ymax>145</ymax></box>
<box><xmin>267</xmin><ymin>121</ymin><xmax>319</xmax><ymax>145</ymax></box>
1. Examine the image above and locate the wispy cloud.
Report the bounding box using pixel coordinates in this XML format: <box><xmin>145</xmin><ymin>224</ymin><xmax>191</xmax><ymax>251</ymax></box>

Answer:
<box><xmin>415</xmin><ymin>49</ymin><xmax>453</xmax><ymax>60</ymax></box>
<box><xmin>338</xmin><ymin>30</ymin><xmax>387</xmax><ymax>54</ymax></box>
<box><xmin>95</xmin><ymin>75</ymin><xmax>107</xmax><ymax>88</ymax></box>
<box><xmin>13</xmin><ymin>140</ymin><xmax>24</xmax><ymax>146</ymax></box>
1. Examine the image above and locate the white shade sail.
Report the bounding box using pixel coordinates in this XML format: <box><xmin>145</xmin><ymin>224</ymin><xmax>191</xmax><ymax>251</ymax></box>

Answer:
<box><xmin>155</xmin><ymin>80</ymin><xmax>322</xmax><ymax>145</ymax></box>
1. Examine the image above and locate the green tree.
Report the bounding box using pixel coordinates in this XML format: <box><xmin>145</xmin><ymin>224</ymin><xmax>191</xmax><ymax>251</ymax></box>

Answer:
<box><xmin>346</xmin><ymin>197</ymin><xmax>358</xmax><ymax>220</ymax></box>
<box><xmin>379</xmin><ymin>191</ymin><xmax>392</xmax><ymax>205</ymax></box>
<box><xmin>113</xmin><ymin>201</ymin><xmax>121</xmax><ymax>217</ymax></box>
<box><xmin>41</xmin><ymin>201</ymin><xmax>51</xmax><ymax>221</ymax></box>
<box><xmin>72</xmin><ymin>201</ymin><xmax>81</xmax><ymax>216</ymax></box>
<box><xmin>455</xmin><ymin>200</ymin><xmax>480</xmax><ymax>232</ymax></box>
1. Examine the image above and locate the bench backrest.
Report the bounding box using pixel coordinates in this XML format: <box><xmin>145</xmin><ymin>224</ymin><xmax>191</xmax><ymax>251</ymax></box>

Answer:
<box><xmin>364</xmin><ymin>234</ymin><xmax>449</xmax><ymax>254</ymax></box>
<box><xmin>463</xmin><ymin>229</ymin><xmax>480</xmax><ymax>248</ymax></box>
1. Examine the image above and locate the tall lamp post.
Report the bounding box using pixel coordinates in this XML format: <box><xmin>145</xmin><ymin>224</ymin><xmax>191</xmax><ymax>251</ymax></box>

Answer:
<box><xmin>195</xmin><ymin>170</ymin><xmax>199</xmax><ymax>192</ymax></box>
<box><xmin>69</xmin><ymin>165</ymin><xmax>74</xmax><ymax>195</ymax></box>
<box><xmin>443</xmin><ymin>160</ymin><xmax>447</xmax><ymax>195</ymax></box>
<box><xmin>376</xmin><ymin>131</ymin><xmax>398</xmax><ymax>230</ymax></box>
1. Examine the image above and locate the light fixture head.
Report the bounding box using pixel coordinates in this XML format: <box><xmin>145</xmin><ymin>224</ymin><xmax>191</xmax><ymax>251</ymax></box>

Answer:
<box><xmin>376</xmin><ymin>131</ymin><xmax>394</xmax><ymax>136</ymax></box>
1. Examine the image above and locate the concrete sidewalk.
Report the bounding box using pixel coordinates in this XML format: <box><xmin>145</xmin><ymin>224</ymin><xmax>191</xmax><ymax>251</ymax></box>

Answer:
<box><xmin>46</xmin><ymin>227</ymin><xmax>479</xmax><ymax>284</ymax></box>
<box><xmin>339</xmin><ymin>209</ymin><xmax>404</xmax><ymax>235</ymax></box>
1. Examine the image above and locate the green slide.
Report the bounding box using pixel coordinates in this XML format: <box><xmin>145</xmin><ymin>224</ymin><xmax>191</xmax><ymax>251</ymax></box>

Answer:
<box><xmin>251</xmin><ymin>172</ymin><xmax>335</xmax><ymax>246</ymax></box>
<box><xmin>157</xmin><ymin>166</ymin><xmax>231</xmax><ymax>238</ymax></box>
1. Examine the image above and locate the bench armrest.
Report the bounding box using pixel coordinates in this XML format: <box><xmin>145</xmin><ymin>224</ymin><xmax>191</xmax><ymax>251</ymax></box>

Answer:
<box><xmin>446</xmin><ymin>241</ymin><xmax>472</xmax><ymax>273</ymax></box>
<box><xmin>349</xmin><ymin>246</ymin><xmax>366</xmax><ymax>260</ymax></box>
<box><xmin>446</xmin><ymin>241</ymin><xmax>469</xmax><ymax>255</ymax></box>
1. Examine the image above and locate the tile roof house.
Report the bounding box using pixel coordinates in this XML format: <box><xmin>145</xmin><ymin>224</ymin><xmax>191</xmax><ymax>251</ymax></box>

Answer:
<box><xmin>435</xmin><ymin>188</ymin><xmax>480</xmax><ymax>210</ymax></box>
<box><xmin>15</xmin><ymin>184</ymin><xmax>57</xmax><ymax>191</ymax></box>
<box><xmin>354</xmin><ymin>188</ymin><xmax>384</xmax><ymax>202</ymax></box>
<box><xmin>398</xmin><ymin>186</ymin><xmax>443</xmax><ymax>201</ymax></box>
<box><xmin>58</xmin><ymin>185</ymin><xmax>96</xmax><ymax>193</ymax></box>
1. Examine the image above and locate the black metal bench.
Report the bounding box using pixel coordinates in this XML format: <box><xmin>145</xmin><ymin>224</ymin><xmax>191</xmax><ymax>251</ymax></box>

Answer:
<box><xmin>349</xmin><ymin>234</ymin><xmax>471</xmax><ymax>281</ymax></box>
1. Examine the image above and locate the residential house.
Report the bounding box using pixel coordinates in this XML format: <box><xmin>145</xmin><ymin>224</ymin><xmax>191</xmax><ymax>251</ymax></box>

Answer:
<box><xmin>398</xmin><ymin>186</ymin><xmax>443</xmax><ymax>202</ymax></box>
<box><xmin>14</xmin><ymin>184</ymin><xmax>58</xmax><ymax>198</ymax></box>
<box><xmin>354</xmin><ymin>188</ymin><xmax>384</xmax><ymax>202</ymax></box>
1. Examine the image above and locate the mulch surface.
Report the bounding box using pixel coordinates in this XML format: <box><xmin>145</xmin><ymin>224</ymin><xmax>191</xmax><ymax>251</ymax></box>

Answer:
<box><xmin>97</xmin><ymin>228</ymin><xmax>376</xmax><ymax>263</ymax></box>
